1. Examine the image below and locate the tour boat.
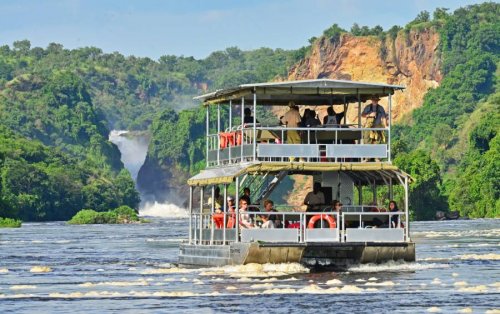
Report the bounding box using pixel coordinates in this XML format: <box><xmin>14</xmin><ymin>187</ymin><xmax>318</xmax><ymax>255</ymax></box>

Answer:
<box><xmin>179</xmin><ymin>79</ymin><xmax>415</xmax><ymax>269</ymax></box>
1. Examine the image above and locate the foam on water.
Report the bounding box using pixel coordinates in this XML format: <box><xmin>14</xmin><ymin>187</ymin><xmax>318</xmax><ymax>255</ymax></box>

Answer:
<box><xmin>458</xmin><ymin>308</ymin><xmax>473</xmax><ymax>313</ymax></box>
<box><xmin>140</xmin><ymin>201</ymin><xmax>188</xmax><ymax>218</ymax></box>
<box><xmin>413</xmin><ymin>229</ymin><xmax>500</xmax><ymax>238</ymax></box>
<box><xmin>30</xmin><ymin>266</ymin><xmax>52</xmax><ymax>273</ymax></box>
<box><xmin>326</xmin><ymin>279</ymin><xmax>343</xmax><ymax>285</ymax></box>
<box><xmin>10</xmin><ymin>285</ymin><xmax>37</xmax><ymax>290</ymax></box>
<box><xmin>364</xmin><ymin>281</ymin><xmax>396</xmax><ymax>286</ymax></box>
<box><xmin>427</xmin><ymin>307</ymin><xmax>442</xmax><ymax>312</ymax></box>
<box><xmin>458</xmin><ymin>285</ymin><xmax>489</xmax><ymax>293</ymax></box>
<box><xmin>456</xmin><ymin>253</ymin><xmax>500</xmax><ymax>260</ymax></box>
<box><xmin>348</xmin><ymin>260</ymin><xmax>449</xmax><ymax>272</ymax></box>
<box><xmin>79</xmin><ymin>279</ymin><xmax>149</xmax><ymax>287</ymax></box>
<box><xmin>200</xmin><ymin>263</ymin><xmax>309</xmax><ymax>278</ymax></box>
<box><xmin>0</xmin><ymin>268</ymin><xmax>9</xmax><ymax>273</ymax></box>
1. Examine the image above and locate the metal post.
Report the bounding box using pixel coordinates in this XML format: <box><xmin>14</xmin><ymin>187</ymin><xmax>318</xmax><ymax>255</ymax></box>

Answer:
<box><xmin>253</xmin><ymin>92</ymin><xmax>257</xmax><ymax>161</ymax></box>
<box><xmin>206</xmin><ymin>107</ymin><xmax>209</xmax><ymax>168</ymax></box>
<box><xmin>200</xmin><ymin>187</ymin><xmax>204</xmax><ymax>244</ymax></box>
<box><xmin>229</xmin><ymin>100</ymin><xmax>232</xmax><ymax>164</ymax></box>
<box><xmin>357</xmin><ymin>89</ymin><xmax>361</xmax><ymax>128</ymax></box>
<box><xmin>358</xmin><ymin>183</ymin><xmax>362</xmax><ymax>207</ymax></box>
<box><xmin>188</xmin><ymin>186</ymin><xmax>193</xmax><ymax>244</ymax></box>
<box><xmin>223</xmin><ymin>184</ymin><xmax>227</xmax><ymax>244</ymax></box>
<box><xmin>388</xmin><ymin>93</ymin><xmax>392</xmax><ymax>162</ymax></box>
<box><xmin>235</xmin><ymin>176</ymin><xmax>240</xmax><ymax>242</ymax></box>
<box><xmin>217</xmin><ymin>104</ymin><xmax>221</xmax><ymax>165</ymax></box>
<box><xmin>210</xmin><ymin>185</ymin><xmax>215</xmax><ymax>245</ymax></box>
<box><xmin>389</xmin><ymin>178</ymin><xmax>393</xmax><ymax>200</ymax></box>
<box><xmin>404</xmin><ymin>176</ymin><xmax>410</xmax><ymax>241</ymax></box>
<box><xmin>241</xmin><ymin>97</ymin><xmax>244</xmax><ymax>163</ymax></box>
<box><xmin>229</xmin><ymin>100</ymin><xmax>232</xmax><ymax>130</ymax></box>
<box><xmin>372</xmin><ymin>181</ymin><xmax>377</xmax><ymax>205</ymax></box>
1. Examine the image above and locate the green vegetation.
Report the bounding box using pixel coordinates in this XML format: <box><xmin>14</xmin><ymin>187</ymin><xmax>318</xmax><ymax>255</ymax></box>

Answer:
<box><xmin>0</xmin><ymin>126</ymin><xmax>139</xmax><ymax>221</ymax></box>
<box><xmin>0</xmin><ymin>217</ymin><xmax>22</xmax><ymax>228</ymax></box>
<box><xmin>393</xmin><ymin>2</ymin><xmax>500</xmax><ymax>218</ymax></box>
<box><xmin>68</xmin><ymin>206</ymin><xmax>145</xmax><ymax>224</ymax></box>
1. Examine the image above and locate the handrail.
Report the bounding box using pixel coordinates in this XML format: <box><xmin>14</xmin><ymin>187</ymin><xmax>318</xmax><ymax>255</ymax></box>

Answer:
<box><xmin>190</xmin><ymin>210</ymin><xmax>405</xmax><ymax>244</ymax></box>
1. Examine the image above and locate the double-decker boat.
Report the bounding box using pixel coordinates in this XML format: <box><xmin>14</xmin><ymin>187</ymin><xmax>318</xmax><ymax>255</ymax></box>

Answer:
<box><xmin>179</xmin><ymin>79</ymin><xmax>415</xmax><ymax>269</ymax></box>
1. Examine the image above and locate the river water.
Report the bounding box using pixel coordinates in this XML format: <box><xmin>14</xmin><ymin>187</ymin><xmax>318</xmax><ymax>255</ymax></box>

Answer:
<box><xmin>1</xmin><ymin>219</ymin><xmax>498</xmax><ymax>313</ymax></box>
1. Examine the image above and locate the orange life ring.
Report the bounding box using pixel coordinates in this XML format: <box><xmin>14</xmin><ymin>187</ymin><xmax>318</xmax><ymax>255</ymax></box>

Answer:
<box><xmin>307</xmin><ymin>214</ymin><xmax>336</xmax><ymax>229</ymax></box>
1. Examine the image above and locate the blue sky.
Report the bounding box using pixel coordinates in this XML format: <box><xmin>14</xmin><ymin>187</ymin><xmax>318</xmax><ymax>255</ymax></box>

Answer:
<box><xmin>0</xmin><ymin>0</ymin><xmax>488</xmax><ymax>59</ymax></box>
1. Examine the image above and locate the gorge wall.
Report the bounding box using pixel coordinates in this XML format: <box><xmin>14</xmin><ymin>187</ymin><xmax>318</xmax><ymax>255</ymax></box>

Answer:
<box><xmin>288</xmin><ymin>28</ymin><xmax>442</xmax><ymax>122</ymax></box>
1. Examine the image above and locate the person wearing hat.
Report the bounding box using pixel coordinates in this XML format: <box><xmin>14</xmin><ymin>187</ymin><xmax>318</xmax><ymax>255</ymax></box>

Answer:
<box><xmin>361</xmin><ymin>95</ymin><xmax>388</xmax><ymax>146</ymax></box>
<box><xmin>281</xmin><ymin>101</ymin><xmax>302</xmax><ymax>144</ymax></box>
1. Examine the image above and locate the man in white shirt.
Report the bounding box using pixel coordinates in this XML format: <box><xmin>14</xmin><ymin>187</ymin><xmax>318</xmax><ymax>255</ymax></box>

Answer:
<box><xmin>303</xmin><ymin>182</ymin><xmax>325</xmax><ymax>211</ymax></box>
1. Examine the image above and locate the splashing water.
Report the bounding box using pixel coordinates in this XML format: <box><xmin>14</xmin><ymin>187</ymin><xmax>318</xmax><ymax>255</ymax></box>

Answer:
<box><xmin>140</xmin><ymin>201</ymin><xmax>188</xmax><ymax>218</ymax></box>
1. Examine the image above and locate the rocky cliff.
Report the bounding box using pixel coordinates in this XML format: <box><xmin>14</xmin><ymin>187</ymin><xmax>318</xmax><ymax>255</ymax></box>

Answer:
<box><xmin>288</xmin><ymin>28</ymin><xmax>442</xmax><ymax>122</ymax></box>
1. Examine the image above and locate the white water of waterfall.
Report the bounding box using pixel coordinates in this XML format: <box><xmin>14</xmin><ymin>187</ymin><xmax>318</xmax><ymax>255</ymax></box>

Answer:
<box><xmin>109</xmin><ymin>130</ymin><xmax>187</xmax><ymax>217</ymax></box>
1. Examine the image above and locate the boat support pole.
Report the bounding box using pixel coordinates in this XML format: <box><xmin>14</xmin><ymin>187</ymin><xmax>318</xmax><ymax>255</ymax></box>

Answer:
<box><xmin>189</xmin><ymin>186</ymin><xmax>193</xmax><ymax>244</ymax></box>
<box><xmin>405</xmin><ymin>176</ymin><xmax>410</xmax><ymax>241</ymax></box>
<box><xmin>253</xmin><ymin>90</ymin><xmax>257</xmax><ymax>162</ymax></box>
<box><xmin>217</xmin><ymin>104</ymin><xmax>221</xmax><ymax>165</ymax></box>
<box><xmin>229</xmin><ymin>100</ymin><xmax>232</xmax><ymax>163</ymax></box>
<box><xmin>200</xmin><ymin>187</ymin><xmax>204</xmax><ymax>244</ymax></box>
<box><xmin>206</xmin><ymin>107</ymin><xmax>209</xmax><ymax>168</ymax></box>
<box><xmin>210</xmin><ymin>185</ymin><xmax>215</xmax><ymax>245</ymax></box>
<box><xmin>357</xmin><ymin>89</ymin><xmax>362</xmax><ymax>144</ymax></box>
<box><xmin>388</xmin><ymin>92</ymin><xmax>392</xmax><ymax>162</ymax></box>
<box><xmin>235</xmin><ymin>176</ymin><xmax>240</xmax><ymax>243</ymax></box>
<box><xmin>241</xmin><ymin>97</ymin><xmax>245</xmax><ymax>162</ymax></box>
<box><xmin>223</xmin><ymin>184</ymin><xmax>227</xmax><ymax>244</ymax></box>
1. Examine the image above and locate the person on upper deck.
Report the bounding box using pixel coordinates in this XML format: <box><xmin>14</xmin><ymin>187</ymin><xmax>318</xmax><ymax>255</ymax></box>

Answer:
<box><xmin>361</xmin><ymin>95</ymin><xmax>388</xmax><ymax>144</ymax></box>
<box><xmin>281</xmin><ymin>101</ymin><xmax>302</xmax><ymax>144</ymax></box>
<box><xmin>304</xmin><ymin>109</ymin><xmax>321</xmax><ymax>127</ymax></box>
<box><xmin>323</xmin><ymin>106</ymin><xmax>345</xmax><ymax>126</ymax></box>
<box><xmin>243</xmin><ymin>108</ymin><xmax>259</xmax><ymax>124</ymax></box>
<box><xmin>304</xmin><ymin>182</ymin><xmax>325</xmax><ymax>212</ymax></box>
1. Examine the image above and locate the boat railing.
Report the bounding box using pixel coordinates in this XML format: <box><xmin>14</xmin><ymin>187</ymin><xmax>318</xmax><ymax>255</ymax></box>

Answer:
<box><xmin>189</xmin><ymin>210</ymin><xmax>405</xmax><ymax>245</ymax></box>
<box><xmin>206</xmin><ymin>124</ymin><xmax>389</xmax><ymax>167</ymax></box>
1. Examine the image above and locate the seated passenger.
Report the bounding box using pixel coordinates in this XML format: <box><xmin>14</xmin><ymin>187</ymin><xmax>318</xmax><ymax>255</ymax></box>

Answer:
<box><xmin>240</xmin><ymin>187</ymin><xmax>251</xmax><ymax>206</ymax></box>
<box><xmin>323</xmin><ymin>106</ymin><xmax>345</xmax><ymax>126</ymax></box>
<box><xmin>238</xmin><ymin>198</ymin><xmax>254</xmax><ymax>229</ymax></box>
<box><xmin>226</xmin><ymin>196</ymin><xmax>236</xmax><ymax>213</ymax></box>
<box><xmin>389</xmin><ymin>200</ymin><xmax>400</xmax><ymax>227</ymax></box>
<box><xmin>305</xmin><ymin>109</ymin><xmax>321</xmax><ymax>127</ymax></box>
<box><xmin>263</xmin><ymin>199</ymin><xmax>282</xmax><ymax>228</ymax></box>
<box><xmin>243</xmin><ymin>108</ymin><xmax>259</xmax><ymax>124</ymax></box>
<box><xmin>260</xmin><ymin>215</ymin><xmax>275</xmax><ymax>228</ymax></box>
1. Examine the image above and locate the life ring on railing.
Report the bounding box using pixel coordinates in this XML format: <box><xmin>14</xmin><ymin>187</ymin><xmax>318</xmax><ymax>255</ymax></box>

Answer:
<box><xmin>212</xmin><ymin>213</ymin><xmax>224</xmax><ymax>229</ymax></box>
<box><xmin>307</xmin><ymin>214</ymin><xmax>336</xmax><ymax>229</ymax></box>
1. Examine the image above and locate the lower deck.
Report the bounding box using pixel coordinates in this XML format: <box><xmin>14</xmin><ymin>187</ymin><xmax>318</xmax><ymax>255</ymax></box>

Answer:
<box><xmin>179</xmin><ymin>241</ymin><xmax>415</xmax><ymax>270</ymax></box>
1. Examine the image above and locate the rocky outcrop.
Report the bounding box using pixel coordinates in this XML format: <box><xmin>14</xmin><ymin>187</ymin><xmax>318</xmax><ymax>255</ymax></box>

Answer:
<box><xmin>289</xmin><ymin>28</ymin><xmax>442</xmax><ymax>122</ymax></box>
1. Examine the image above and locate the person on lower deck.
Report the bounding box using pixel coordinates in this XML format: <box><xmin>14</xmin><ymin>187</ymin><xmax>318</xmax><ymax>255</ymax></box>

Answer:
<box><xmin>208</xmin><ymin>186</ymin><xmax>224</xmax><ymax>213</ymax></box>
<box><xmin>238</xmin><ymin>198</ymin><xmax>254</xmax><ymax>229</ymax></box>
<box><xmin>260</xmin><ymin>214</ymin><xmax>275</xmax><ymax>228</ymax></box>
<box><xmin>389</xmin><ymin>200</ymin><xmax>400</xmax><ymax>227</ymax></box>
<box><xmin>263</xmin><ymin>199</ymin><xmax>282</xmax><ymax>228</ymax></box>
<box><xmin>304</xmin><ymin>182</ymin><xmax>325</xmax><ymax>213</ymax></box>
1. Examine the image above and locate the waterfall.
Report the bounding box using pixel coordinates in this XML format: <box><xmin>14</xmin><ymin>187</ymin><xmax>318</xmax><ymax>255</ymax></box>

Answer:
<box><xmin>109</xmin><ymin>130</ymin><xmax>187</xmax><ymax>217</ymax></box>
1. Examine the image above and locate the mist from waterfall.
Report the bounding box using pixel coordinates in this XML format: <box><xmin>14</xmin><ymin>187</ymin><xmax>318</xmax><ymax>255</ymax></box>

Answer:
<box><xmin>109</xmin><ymin>130</ymin><xmax>187</xmax><ymax>218</ymax></box>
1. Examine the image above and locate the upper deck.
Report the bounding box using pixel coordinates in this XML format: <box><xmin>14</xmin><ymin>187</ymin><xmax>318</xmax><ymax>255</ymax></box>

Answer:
<box><xmin>195</xmin><ymin>79</ymin><xmax>404</xmax><ymax>168</ymax></box>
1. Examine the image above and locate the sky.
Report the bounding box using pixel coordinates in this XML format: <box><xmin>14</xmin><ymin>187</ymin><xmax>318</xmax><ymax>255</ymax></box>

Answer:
<box><xmin>0</xmin><ymin>0</ymin><xmax>489</xmax><ymax>60</ymax></box>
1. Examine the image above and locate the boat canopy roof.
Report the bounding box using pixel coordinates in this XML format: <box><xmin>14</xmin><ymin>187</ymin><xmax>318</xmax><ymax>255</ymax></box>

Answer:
<box><xmin>187</xmin><ymin>162</ymin><xmax>412</xmax><ymax>186</ymax></box>
<box><xmin>194</xmin><ymin>79</ymin><xmax>405</xmax><ymax>106</ymax></box>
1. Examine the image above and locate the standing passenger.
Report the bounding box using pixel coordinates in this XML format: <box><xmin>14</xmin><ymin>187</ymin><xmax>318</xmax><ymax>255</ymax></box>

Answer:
<box><xmin>361</xmin><ymin>96</ymin><xmax>388</xmax><ymax>144</ymax></box>
<box><xmin>281</xmin><ymin>101</ymin><xmax>302</xmax><ymax>144</ymax></box>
